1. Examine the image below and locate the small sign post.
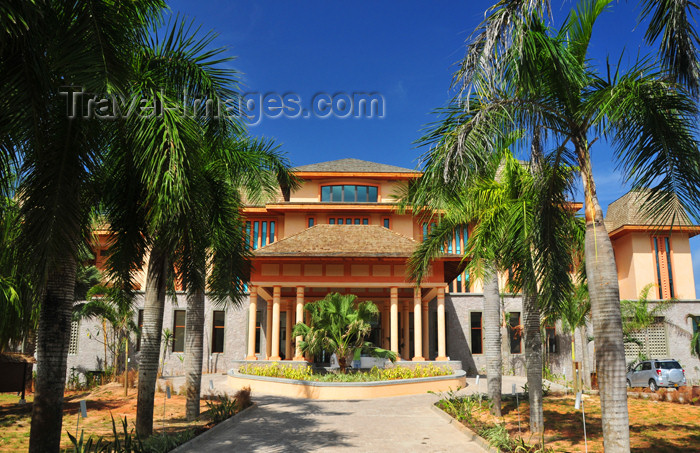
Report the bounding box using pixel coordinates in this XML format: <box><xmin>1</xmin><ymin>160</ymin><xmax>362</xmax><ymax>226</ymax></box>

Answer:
<box><xmin>475</xmin><ymin>375</ymin><xmax>481</xmax><ymax>403</ymax></box>
<box><xmin>575</xmin><ymin>390</ymin><xmax>588</xmax><ymax>453</ymax></box>
<box><xmin>512</xmin><ymin>384</ymin><xmax>521</xmax><ymax>433</ymax></box>
<box><xmin>163</xmin><ymin>383</ymin><xmax>172</xmax><ymax>430</ymax></box>
<box><xmin>75</xmin><ymin>400</ymin><xmax>87</xmax><ymax>439</ymax></box>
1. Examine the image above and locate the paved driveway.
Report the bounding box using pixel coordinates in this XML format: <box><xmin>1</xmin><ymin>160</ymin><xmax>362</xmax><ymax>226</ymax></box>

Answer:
<box><xmin>169</xmin><ymin>373</ymin><xmax>566</xmax><ymax>452</ymax></box>
<box><xmin>174</xmin><ymin>392</ymin><xmax>486</xmax><ymax>452</ymax></box>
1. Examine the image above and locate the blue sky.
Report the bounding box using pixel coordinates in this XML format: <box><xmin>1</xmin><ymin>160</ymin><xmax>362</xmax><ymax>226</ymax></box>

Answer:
<box><xmin>168</xmin><ymin>0</ymin><xmax>700</xmax><ymax>296</ymax></box>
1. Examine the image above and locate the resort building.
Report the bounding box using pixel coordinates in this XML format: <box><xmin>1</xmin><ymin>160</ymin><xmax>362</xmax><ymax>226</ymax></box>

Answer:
<box><xmin>67</xmin><ymin>158</ymin><xmax>700</xmax><ymax>383</ymax></box>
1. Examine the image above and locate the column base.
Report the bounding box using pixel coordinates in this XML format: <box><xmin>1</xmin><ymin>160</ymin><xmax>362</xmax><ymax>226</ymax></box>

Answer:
<box><xmin>412</xmin><ymin>356</ymin><xmax>425</xmax><ymax>361</ymax></box>
<box><xmin>245</xmin><ymin>355</ymin><xmax>258</xmax><ymax>361</ymax></box>
<box><xmin>292</xmin><ymin>356</ymin><xmax>305</xmax><ymax>361</ymax></box>
<box><xmin>270</xmin><ymin>356</ymin><xmax>281</xmax><ymax>361</ymax></box>
<box><xmin>435</xmin><ymin>356</ymin><xmax>448</xmax><ymax>361</ymax></box>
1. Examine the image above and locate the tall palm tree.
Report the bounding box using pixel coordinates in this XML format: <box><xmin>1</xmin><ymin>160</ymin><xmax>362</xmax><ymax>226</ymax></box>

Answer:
<box><xmin>408</xmin><ymin>150</ymin><xmax>578</xmax><ymax>432</ymax></box>
<box><xmin>426</xmin><ymin>2</ymin><xmax>700</xmax><ymax>449</ymax></box>
<box><xmin>0</xmin><ymin>3</ymin><xmax>165</xmax><ymax>451</ymax></box>
<box><xmin>98</xmin><ymin>16</ymin><xmax>249</xmax><ymax>436</ymax></box>
<box><xmin>176</xmin><ymin>137</ymin><xmax>296</xmax><ymax>421</ymax></box>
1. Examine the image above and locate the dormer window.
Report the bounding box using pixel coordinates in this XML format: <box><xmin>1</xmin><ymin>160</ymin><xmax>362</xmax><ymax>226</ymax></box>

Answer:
<box><xmin>321</xmin><ymin>185</ymin><xmax>378</xmax><ymax>202</ymax></box>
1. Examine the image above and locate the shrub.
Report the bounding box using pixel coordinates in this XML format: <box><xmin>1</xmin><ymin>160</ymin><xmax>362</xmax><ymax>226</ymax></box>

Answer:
<box><xmin>238</xmin><ymin>363</ymin><xmax>453</xmax><ymax>382</ymax></box>
<box><xmin>206</xmin><ymin>394</ymin><xmax>239</xmax><ymax>424</ymax></box>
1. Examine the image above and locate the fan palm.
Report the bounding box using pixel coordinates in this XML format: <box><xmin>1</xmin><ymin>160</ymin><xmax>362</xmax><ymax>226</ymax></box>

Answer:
<box><xmin>0</xmin><ymin>2</ymin><xmax>164</xmax><ymax>450</ymax></box>
<box><xmin>426</xmin><ymin>1</ymin><xmax>700</xmax><ymax>449</ymax></box>
<box><xmin>292</xmin><ymin>293</ymin><xmax>397</xmax><ymax>373</ymax></box>
<box><xmin>688</xmin><ymin>315</ymin><xmax>700</xmax><ymax>358</ymax></box>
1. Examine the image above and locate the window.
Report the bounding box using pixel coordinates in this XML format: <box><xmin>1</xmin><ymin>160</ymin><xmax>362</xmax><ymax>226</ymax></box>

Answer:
<box><xmin>68</xmin><ymin>320</ymin><xmax>80</xmax><ymax>355</ymax></box>
<box><xmin>508</xmin><ymin>312</ymin><xmax>522</xmax><ymax>354</ymax></box>
<box><xmin>545</xmin><ymin>325</ymin><xmax>557</xmax><ymax>353</ymax></box>
<box><xmin>383</xmin><ymin>217</ymin><xmax>390</xmax><ymax>229</ymax></box>
<box><xmin>307</xmin><ymin>217</ymin><xmax>315</xmax><ymax>228</ymax></box>
<box><xmin>173</xmin><ymin>310</ymin><xmax>186</xmax><ymax>353</ymax></box>
<box><xmin>470</xmin><ymin>312</ymin><xmax>483</xmax><ymax>354</ymax></box>
<box><xmin>212</xmin><ymin>311</ymin><xmax>225</xmax><ymax>353</ymax></box>
<box><xmin>653</xmin><ymin>236</ymin><xmax>675</xmax><ymax>299</ymax></box>
<box><xmin>642</xmin><ymin>362</ymin><xmax>652</xmax><ymax>371</ymax></box>
<box><xmin>136</xmin><ymin>309</ymin><xmax>144</xmax><ymax>351</ymax></box>
<box><xmin>255</xmin><ymin>310</ymin><xmax>262</xmax><ymax>354</ymax></box>
<box><xmin>245</xmin><ymin>219</ymin><xmax>276</xmax><ymax>250</ymax></box>
<box><xmin>320</xmin><ymin>185</ymin><xmax>378</xmax><ymax>202</ymax></box>
<box><xmin>328</xmin><ymin>217</ymin><xmax>368</xmax><ymax>225</ymax></box>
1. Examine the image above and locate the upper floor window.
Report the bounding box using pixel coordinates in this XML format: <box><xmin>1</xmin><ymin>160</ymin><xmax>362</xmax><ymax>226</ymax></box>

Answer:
<box><xmin>321</xmin><ymin>185</ymin><xmax>378</xmax><ymax>203</ymax></box>
<box><xmin>329</xmin><ymin>217</ymin><xmax>368</xmax><ymax>225</ymax></box>
<box><xmin>653</xmin><ymin>236</ymin><xmax>674</xmax><ymax>299</ymax></box>
<box><xmin>246</xmin><ymin>219</ymin><xmax>276</xmax><ymax>250</ymax></box>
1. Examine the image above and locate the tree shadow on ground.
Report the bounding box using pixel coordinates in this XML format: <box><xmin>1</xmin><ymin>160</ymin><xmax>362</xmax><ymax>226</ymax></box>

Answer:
<box><xmin>180</xmin><ymin>395</ymin><xmax>353</xmax><ymax>452</ymax></box>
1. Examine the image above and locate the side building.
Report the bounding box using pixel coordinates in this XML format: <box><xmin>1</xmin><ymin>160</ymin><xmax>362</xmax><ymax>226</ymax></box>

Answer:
<box><xmin>66</xmin><ymin>158</ymin><xmax>700</xmax><ymax>383</ymax></box>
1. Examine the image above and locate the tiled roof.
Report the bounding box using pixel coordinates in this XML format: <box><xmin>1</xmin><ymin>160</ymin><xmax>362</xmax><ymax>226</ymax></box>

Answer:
<box><xmin>293</xmin><ymin>158</ymin><xmax>418</xmax><ymax>174</ymax></box>
<box><xmin>254</xmin><ymin>224</ymin><xmax>419</xmax><ymax>257</ymax></box>
<box><xmin>604</xmin><ymin>190</ymin><xmax>695</xmax><ymax>232</ymax></box>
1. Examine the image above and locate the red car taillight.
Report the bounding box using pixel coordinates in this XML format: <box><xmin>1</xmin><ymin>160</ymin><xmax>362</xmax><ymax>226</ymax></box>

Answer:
<box><xmin>656</xmin><ymin>369</ymin><xmax>662</xmax><ymax>376</ymax></box>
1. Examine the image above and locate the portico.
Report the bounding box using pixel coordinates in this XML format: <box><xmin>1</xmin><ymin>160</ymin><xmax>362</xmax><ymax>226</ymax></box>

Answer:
<box><xmin>244</xmin><ymin>224</ymin><xmax>461</xmax><ymax>363</ymax></box>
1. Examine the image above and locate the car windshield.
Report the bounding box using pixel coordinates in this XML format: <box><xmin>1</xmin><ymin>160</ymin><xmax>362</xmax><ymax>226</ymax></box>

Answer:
<box><xmin>656</xmin><ymin>361</ymin><xmax>681</xmax><ymax>369</ymax></box>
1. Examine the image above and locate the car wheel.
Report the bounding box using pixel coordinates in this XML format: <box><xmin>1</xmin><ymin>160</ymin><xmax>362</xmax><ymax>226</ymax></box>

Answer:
<box><xmin>649</xmin><ymin>379</ymin><xmax>658</xmax><ymax>392</ymax></box>
<box><xmin>627</xmin><ymin>379</ymin><xmax>631</xmax><ymax>388</ymax></box>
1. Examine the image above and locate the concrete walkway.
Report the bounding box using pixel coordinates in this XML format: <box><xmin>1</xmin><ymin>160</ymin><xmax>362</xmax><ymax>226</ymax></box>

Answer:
<box><xmin>169</xmin><ymin>373</ymin><xmax>567</xmax><ymax>452</ymax></box>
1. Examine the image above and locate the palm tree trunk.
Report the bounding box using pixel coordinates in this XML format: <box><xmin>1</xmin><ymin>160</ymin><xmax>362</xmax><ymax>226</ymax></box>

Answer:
<box><xmin>124</xmin><ymin>335</ymin><xmax>129</xmax><ymax>397</ymax></box>
<box><xmin>580</xmin><ymin>324</ymin><xmax>591</xmax><ymax>389</ymax></box>
<box><xmin>136</xmin><ymin>247</ymin><xmax>169</xmax><ymax>438</ymax></box>
<box><xmin>523</xmin><ymin>287</ymin><xmax>544</xmax><ymax>434</ymax></box>
<box><xmin>184</xmin><ymin>287</ymin><xmax>204</xmax><ymax>421</ymax></box>
<box><xmin>578</xmin><ymin>146</ymin><xmax>630</xmax><ymax>452</ymax></box>
<box><xmin>29</xmin><ymin>256</ymin><xmax>77</xmax><ymax>453</ymax></box>
<box><xmin>483</xmin><ymin>267</ymin><xmax>502</xmax><ymax>416</ymax></box>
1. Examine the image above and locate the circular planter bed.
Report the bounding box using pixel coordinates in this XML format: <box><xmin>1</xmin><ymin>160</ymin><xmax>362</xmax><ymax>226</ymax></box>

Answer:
<box><xmin>228</xmin><ymin>368</ymin><xmax>467</xmax><ymax>400</ymax></box>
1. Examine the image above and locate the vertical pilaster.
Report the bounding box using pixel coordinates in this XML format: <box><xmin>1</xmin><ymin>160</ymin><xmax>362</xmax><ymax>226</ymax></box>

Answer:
<box><xmin>381</xmin><ymin>304</ymin><xmax>390</xmax><ymax>350</ymax></box>
<box><xmin>413</xmin><ymin>287</ymin><xmax>424</xmax><ymax>361</ymax></box>
<box><xmin>294</xmin><ymin>287</ymin><xmax>305</xmax><ymax>360</ymax></box>
<box><xmin>270</xmin><ymin>286</ymin><xmax>281</xmax><ymax>360</ymax></box>
<box><xmin>436</xmin><ymin>287</ymin><xmax>447</xmax><ymax>360</ymax></box>
<box><xmin>390</xmin><ymin>287</ymin><xmax>399</xmax><ymax>357</ymax></box>
<box><xmin>246</xmin><ymin>286</ymin><xmax>258</xmax><ymax>360</ymax></box>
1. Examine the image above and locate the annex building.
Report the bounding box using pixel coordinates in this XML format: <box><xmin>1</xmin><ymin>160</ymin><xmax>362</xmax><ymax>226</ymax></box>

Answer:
<box><xmin>68</xmin><ymin>158</ymin><xmax>700</xmax><ymax>383</ymax></box>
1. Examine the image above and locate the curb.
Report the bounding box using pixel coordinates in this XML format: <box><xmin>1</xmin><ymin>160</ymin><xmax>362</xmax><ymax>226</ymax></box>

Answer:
<box><xmin>171</xmin><ymin>402</ymin><xmax>258</xmax><ymax>452</ymax></box>
<box><xmin>429</xmin><ymin>404</ymin><xmax>498</xmax><ymax>453</ymax></box>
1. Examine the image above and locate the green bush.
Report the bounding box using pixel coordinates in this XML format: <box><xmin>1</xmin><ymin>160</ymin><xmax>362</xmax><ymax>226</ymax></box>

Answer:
<box><xmin>238</xmin><ymin>363</ymin><xmax>453</xmax><ymax>382</ymax></box>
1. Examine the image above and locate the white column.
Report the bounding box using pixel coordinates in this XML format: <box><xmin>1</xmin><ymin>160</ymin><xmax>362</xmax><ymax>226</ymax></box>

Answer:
<box><xmin>294</xmin><ymin>287</ymin><xmax>305</xmax><ymax>360</ymax></box>
<box><xmin>390</xmin><ymin>287</ymin><xmax>399</xmax><ymax>357</ymax></box>
<box><xmin>246</xmin><ymin>286</ymin><xmax>258</xmax><ymax>360</ymax></box>
<box><xmin>437</xmin><ymin>287</ymin><xmax>447</xmax><ymax>360</ymax></box>
<box><xmin>270</xmin><ymin>286</ymin><xmax>281</xmax><ymax>360</ymax></box>
<box><xmin>413</xmin><ymin>287</ymin><xmax>424</xmax><ymax>361</ymax></box>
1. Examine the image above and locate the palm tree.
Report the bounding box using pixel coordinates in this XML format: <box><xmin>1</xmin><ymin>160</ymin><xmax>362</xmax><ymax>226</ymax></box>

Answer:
<box><xmin>687</xmin><ymin>315</ymin><xmax>700</xmax><ymax>358</ymax></box>
<box><xmin>408</xmin><ymin>149</ymin><xmax>578</xmax><ymax>432</ymax></box>
<box><xmin>293</xmin><ymin>293</ymin><xmax>397</xmax><ymax>373</ymax></box>
<box><xmin>73</xmin><ymin>285</ymin><xmax>138</xmax><ymax>396</ymax></box>
<box><xmin>93</xmin><ymin>15</ymin><xmax>246</xmax><ymax>436</ymax></box>
<box><xmin>621</xmin><ymin>283</ymin><xmax>671</xmax><ymax>363</ymax></box>
<box><xmin>176</xmin><ymin>137</ymin><xmax>296</xmax><ymax>421</ymax></box>
<box><xmin>0</xmin><ymin>3</ymin><xmax>164</xmax><ymax>450</ymax></box>
<box><xmin>425</xmin><ymin>2</ymin><xmax>700</xmax><ymax>449</ymax></box>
